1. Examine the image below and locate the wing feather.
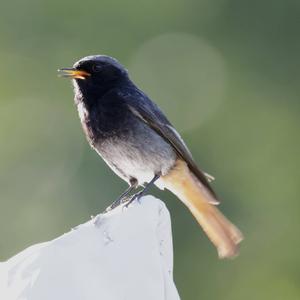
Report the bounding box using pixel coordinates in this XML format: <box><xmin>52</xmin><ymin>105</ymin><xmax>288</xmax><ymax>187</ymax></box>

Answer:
<box><xmin>119</xmin><ymin>88</ymin><xmax>219</xmax><ymax>204</ymax></box>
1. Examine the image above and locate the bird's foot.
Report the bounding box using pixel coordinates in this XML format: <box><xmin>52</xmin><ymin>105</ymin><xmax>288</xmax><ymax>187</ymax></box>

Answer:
<box><xmin>124</xmin><ymin>191</ymin><xmax>144</xmax><ymax>208</ymax></box>
<box><xmin>105</xmin><ymin>196</ymin><xmax>129</xmax><ymax>212</ymax></box>
<box><xmin>104</xmin><ymin>183</ymin><xmax>138</xmax><ymax>213</ymax></box>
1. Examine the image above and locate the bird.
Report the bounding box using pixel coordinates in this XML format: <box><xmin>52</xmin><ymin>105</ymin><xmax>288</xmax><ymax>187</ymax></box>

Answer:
<box><xmin>58</xmin><ymin>55</ymin><xmax>243</xmax><ymax>258</ymax></box>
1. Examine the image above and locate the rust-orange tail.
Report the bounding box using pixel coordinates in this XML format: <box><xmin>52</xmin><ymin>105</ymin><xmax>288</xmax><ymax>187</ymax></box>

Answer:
<box><xmin>161</xmin><ymin>159</ymin><xmax>243</xmax><ymax>258</ymax></box>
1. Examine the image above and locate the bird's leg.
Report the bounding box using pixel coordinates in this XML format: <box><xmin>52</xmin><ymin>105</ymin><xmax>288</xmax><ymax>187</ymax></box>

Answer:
<box><xmin>105</xmin><ymin>179</ymin><xmax>138</xmax><ymax>212</ymax></box>
<box><xmin>125</xmin><ymin>173</ymin><xmax>160</xmax><ymax>208</ymax></box>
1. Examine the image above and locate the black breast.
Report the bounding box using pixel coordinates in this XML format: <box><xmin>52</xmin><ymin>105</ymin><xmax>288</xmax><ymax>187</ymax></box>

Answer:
<box><xmin>78</xmin><ymin>89</ymin><xmax>134</xmax><ymax>146</ymax></box>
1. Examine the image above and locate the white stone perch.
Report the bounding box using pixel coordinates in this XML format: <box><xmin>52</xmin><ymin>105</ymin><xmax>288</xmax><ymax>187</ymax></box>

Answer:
<box><xmin>0</xmin><ymin>196</ymin><xmax>181</xmax><ymax>300</ymax></box>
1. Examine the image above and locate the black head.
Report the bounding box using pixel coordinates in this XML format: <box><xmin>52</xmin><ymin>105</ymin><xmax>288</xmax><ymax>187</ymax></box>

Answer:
<box><xmin>59</xmin><ymin>55</ymin><xmax>129</xmax><ymax>97</ymax></box>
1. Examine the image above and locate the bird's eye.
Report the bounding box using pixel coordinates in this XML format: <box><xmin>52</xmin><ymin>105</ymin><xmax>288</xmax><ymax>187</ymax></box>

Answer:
<box><xmin>92</xmin><ymin>65</ymin><xmax>102</xmax><ymax>72</ymax></box>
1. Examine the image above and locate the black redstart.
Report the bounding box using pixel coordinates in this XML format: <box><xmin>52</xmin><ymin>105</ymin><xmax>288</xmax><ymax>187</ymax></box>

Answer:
<box><xmin>59</xmin><ymin>55</ymin><xmax>243</xmax><ymax>258</ymax></box>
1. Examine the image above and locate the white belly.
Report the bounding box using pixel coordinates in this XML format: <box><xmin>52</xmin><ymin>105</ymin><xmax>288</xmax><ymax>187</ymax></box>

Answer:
<box><xmin>94</xmin><ymin>138</ymin><xmax>176</xmax><ymax>188</ymax></box>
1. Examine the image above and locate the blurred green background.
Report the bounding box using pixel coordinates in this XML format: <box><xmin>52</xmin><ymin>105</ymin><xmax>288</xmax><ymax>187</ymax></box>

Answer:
<box><xmin>0</xmin><ymin>0</ymin><xmax>299</xmax><ymax>299</ymax></box>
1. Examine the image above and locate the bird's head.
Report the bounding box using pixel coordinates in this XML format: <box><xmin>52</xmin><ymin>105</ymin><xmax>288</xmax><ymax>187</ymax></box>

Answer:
<box><xmin>58</xmin><ymin>55</ymin><xmax>128</xmax><ymax>96</ymax></box>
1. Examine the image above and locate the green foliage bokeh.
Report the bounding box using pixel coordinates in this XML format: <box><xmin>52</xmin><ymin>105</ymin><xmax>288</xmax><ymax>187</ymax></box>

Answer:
<box><xmin>0</xmin><ymin>0</ymin><xmax>299</xmax><ymax>299</ymax></box>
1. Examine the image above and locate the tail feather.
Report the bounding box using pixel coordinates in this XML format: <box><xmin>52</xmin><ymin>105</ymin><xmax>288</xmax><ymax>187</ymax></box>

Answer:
<box><xmin>161</xmin><ymin>159</ymin><xmax>243</xmax><ymax>258</ymax></box>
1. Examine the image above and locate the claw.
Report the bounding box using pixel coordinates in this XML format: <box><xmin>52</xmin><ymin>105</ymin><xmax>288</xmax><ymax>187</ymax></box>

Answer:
<box><xmin>124</xmin><ymin>192</ymin><xmax>142</xmax><ymax>208</ymax></box>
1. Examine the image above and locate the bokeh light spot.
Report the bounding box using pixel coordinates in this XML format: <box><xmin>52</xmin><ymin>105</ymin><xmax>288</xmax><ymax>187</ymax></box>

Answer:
<box><xmin>129</xmin><ymin>33</ymin><xmax>227</xmax><ymax>131</ymax></box>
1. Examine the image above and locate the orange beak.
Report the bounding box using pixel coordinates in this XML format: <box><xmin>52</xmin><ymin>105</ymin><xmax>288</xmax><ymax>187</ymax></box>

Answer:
<box><xmin>58</xmin><ymin>68</ymin><xmax>90</xmax><ymax>80</ymax></box>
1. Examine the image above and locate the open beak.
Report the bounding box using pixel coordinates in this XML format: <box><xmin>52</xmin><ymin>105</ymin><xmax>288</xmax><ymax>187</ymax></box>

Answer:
<box><xmin>58</xmin><ymin>68</ymin><xmax>90</xmax><ymax>80</ymax></box>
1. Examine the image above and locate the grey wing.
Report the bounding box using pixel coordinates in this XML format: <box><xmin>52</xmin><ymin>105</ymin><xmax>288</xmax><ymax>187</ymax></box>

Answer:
<box><xmin>120</xmin><ymin>89</ymin><xmax>219</xmax><ymax>203</ymax></box>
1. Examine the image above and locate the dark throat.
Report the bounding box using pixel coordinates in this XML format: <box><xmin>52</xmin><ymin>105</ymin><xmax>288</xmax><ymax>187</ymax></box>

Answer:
<box><xmin>74</xmin><ymin>76</ymin><xmax>131</xmax><ymax>109</ymax></box>
<box><xmin>74</xmin><ymin>77</ymin><xmax>134</xmax><ymax>142</ymax></box>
